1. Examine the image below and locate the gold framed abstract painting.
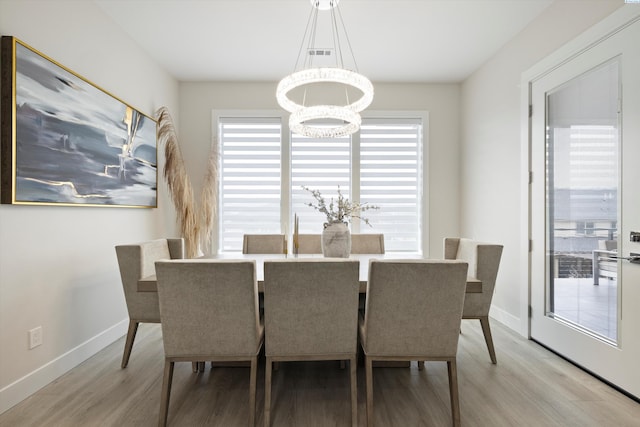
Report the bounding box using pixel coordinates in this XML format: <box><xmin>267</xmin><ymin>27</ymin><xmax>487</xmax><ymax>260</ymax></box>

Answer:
<box><xmin>0</xmin><ymin>36</ymin><xmax>157</xmax><ymax>207</ymax></box>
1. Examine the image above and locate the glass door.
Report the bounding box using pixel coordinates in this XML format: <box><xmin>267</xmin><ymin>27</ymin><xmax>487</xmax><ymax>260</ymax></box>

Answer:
<box><xmin>544</xmin><ymin>60</ymin><xmax>619</xmax><ymax>344</ymax></box>
<box><xmin>529</xmin><ymin>16</ymin><xmax>640</xmax><ymax>398</ymax></box>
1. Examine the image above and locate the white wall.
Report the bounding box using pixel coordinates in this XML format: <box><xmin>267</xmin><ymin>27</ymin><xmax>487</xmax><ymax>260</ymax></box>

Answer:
<box><xmin>0</xmin><ymin>0</ymin><xmax>179</xmax><ymax>412</ymax></box>
<box><xmin>178</xmin><ymin>81</ymin><xmax>461</xmax><ymax>257</ymax></box>
<box><xmin>460</xmin><ymin>0</ymin><xmax>622</xmax><ymax>333</ymax></box>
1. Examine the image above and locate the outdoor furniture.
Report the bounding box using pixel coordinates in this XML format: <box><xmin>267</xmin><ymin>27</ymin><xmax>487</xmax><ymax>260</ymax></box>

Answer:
<box><xmin>593</xmin><ymin>240</ymin><xmax>618</xmax><ymax>285</ymax></box>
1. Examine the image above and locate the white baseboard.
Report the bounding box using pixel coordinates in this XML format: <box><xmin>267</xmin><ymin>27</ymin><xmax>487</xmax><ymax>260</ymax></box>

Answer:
<box><xmin>0</xmin><ymin>310</ymin><xmax>526</xmax><ymax>415</ymax></box>
<box><xmin>0</xmin><ymin>319</ymin><xmax>128</xmax><ymax>415</ymax></box>
<box><xmin>489</xmin><ymin>306</ymin><xmax>526</xmax><ymax>337</ymax></box>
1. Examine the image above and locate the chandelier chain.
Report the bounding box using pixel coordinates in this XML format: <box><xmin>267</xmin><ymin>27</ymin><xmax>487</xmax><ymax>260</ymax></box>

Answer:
<box><xmin>330</xmin><ymin>6</ymin><xmax>343</xmax><ymax>69</ymax></box>
<box><xmin>294</xmin><ymin>5</ymin><xmax>316</xmax><ymax>72</ymax></box>
<box><xmin>335</xmin><ymin>4</ymin><xmax>359</xmax><ymax>72</ymax></box>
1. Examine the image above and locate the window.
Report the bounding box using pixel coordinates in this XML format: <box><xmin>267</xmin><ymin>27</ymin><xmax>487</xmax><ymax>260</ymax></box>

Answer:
<box><xmin>216</xmin><ymin>112</ymin><xmax>425</xmax><ymax>253</ymax></box>
<box><xmin>218</xmin><ymin>117</ymin><xmax>281</xmax><ymax>252</ymax></box>
<box><xmin>291</xmin><ymin>132</ymin><xmax>351</xmax><ymax>233</ymax></box>
<box><xmin>358</xmin><ymin>119</ymin><xmax>422</xmax><ymax>252</ymax></box>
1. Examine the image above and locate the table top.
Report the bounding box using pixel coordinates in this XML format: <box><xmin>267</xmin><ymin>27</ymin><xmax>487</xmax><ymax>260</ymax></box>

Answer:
<box><xmin>138</xmin><ymin>253</ymin><xmax>482</xmax><ymax>293</ymax></box>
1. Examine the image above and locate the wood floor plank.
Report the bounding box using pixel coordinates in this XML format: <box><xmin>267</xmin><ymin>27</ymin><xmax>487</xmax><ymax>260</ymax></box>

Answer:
<box><xmin>0</xmin><ymin>321</ymin><xmax>638</xmax><ymax>426</ymax></box>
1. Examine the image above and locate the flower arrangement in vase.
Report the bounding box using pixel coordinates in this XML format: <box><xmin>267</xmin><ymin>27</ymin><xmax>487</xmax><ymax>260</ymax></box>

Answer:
<box><xmin>302</xmin><ymin>186</ymin><xmax>379</xmax><ymax>257</ymax></box>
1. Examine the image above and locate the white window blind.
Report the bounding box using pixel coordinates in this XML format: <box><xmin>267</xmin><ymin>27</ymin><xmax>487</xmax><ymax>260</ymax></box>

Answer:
<box><xmin>358</xmin><ymin>118</ymin><xmax>422</xmax><ymax>252</ymax></box>
<box><xmin>216</xmin><ymin>112</ymin><xmax>425</xmax><ymax>254</ymax></box>
<box><xmin>291</xmin><ymin>132</ymin><xmax>351</xmax><ymax>233</ymax></box>
<box><xmin>218</xmin><ymin>117</ymin><xmax>281</xmax><ymax>252</ymax></box>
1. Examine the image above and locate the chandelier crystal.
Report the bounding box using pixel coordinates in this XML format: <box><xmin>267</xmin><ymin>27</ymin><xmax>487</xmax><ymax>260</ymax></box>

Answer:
<box><xmin>276</xmin><ymin>0</ymin><xmax>373</xmax><ymax>139</ymax></box>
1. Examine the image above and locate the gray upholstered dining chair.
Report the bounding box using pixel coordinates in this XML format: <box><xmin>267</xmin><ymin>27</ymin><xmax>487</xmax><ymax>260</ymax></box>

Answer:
<box><xmin>444</xmin><ymin>237</ymin><xmax>503</xmax><ymax>364</ymax></box>
<box><xmin>351</xmin><ymin>234</ymin><xmax>385</xmax><ymax>254</ymax></box>
<box><xmin>359</xmin><ymin>259</ymin><xmax>469</xmax><ymax>427</ymax></box>
<box><xmin>155</xmin><ymin>259</ymin><xmax>264</xmax><ymax>427</ymax></box>
<box><xmin>263</xmin><ymin>259</ymin><xmax>360</xmax><ymax>427</ymax></box>
<box><xmin>350</xmin><ymin>233</ymin><xmax>385</xmax><ymax>312</ymax></box>
<box><xmin>115</xmin><ymin>238</ymin><xmax>184</xmax><ymax>368</ymax></box>
<box><xmin>295</xmin><ymin>233</ymin><xmax>323</xmax><ymax>254</ymax></box>
<box><xmin>295</xmin><ymin>233</ymin><xmax>385</xmax><ymax>255</ymax></box>
<box><xmin>242</xmin><ymin>234</ymin><xmax>286</xmax><ymax>254</ymax></box>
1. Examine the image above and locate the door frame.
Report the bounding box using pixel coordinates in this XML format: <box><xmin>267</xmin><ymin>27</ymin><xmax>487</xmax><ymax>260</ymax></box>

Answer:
<box><xmin>519</xmin><ymin>5</ymin><xmax>640</xmax><ymax>338</ymax></box>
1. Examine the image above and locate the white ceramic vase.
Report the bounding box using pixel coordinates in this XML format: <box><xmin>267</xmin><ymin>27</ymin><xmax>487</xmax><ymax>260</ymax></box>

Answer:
<box><xmin>322</xmin><ymin>222</ymin><xmax>351</xmax><ymax>258</ymax></box>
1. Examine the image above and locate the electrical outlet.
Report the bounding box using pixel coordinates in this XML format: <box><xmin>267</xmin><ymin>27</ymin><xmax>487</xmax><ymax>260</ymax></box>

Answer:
<box><xmin>28</xmin><ymin>326</ymin><xmax>42</xmax><ymax>349</ymax></box>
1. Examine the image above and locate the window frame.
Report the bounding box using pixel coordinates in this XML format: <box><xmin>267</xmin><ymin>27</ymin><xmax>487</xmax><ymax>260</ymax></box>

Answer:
<box><xmin>212</xmin><ymin>109</ymin><xmax>429</xmax><ymax>254</ymax></box>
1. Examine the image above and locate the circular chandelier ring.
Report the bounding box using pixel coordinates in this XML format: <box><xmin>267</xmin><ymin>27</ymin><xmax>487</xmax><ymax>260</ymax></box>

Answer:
<box><xmin>289</xmin><ymin>105</ymin><xmax>361</xmax><ymax>138</ymax></box>
<box><xmin>276</xmin><ymin>67</ymin><xmax>374</xmax><ymax>114</ymax></box>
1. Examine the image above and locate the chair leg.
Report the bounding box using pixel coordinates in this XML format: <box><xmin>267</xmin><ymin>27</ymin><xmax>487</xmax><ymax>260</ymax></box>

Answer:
<box><xmin>264</xmin><ymin>356</ymin><xmax>273</xmax><ymax>427</ymax></box>
<box><xmin>249</xmin><ymin>356</ymin><xmax>258</xmax><ymax>427</ymax></box>
<box><xmin>447</xmin><ymin>359</ymin><xmax>461</xmax><ymax>427</ymax></box>
<box><xmin>121</xmin><ymin>320</ymin><xmax>139</xmax><ymax>368</ymax></box>
<box><xmin>158</xmin><ymin>360</ymin><xmax>174</xmax><ymax>427</ymax></box>
<box><xmin>350</xmin><ymin>356</ymin><xmax>357</xmax><ymax>427</ymax></box>
<box><xmin>365</xmin><ymin>356</ymin><xmax>373</xmax><ymax>427</ymax></box>
<box><xmin>479</xmin><ymin>316</ymin><xmax>497</xmax><ymax>364</ymax></box>
<box><xmin>417</xmin><ymin>361</ymin><xmax>425</xmax><ymax>371</ymax></box>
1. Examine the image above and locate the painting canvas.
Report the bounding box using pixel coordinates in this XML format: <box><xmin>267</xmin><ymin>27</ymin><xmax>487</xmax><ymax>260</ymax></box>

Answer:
<box><xmin>1</xmin><ymin>37</ymin><xmax>157</xmax><ymax>207</ymax></box>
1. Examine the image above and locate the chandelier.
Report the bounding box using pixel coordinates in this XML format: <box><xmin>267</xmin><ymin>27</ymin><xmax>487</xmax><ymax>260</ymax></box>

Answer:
<box><xmin>276</xmin><ymin>0</ymin><xmax>374</xmax><ymax>138</ymax></box>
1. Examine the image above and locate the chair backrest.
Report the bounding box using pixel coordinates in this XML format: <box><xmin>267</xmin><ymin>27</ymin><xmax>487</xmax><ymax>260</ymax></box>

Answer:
<box><xmin>443</xmin><ymin>237</ymin><xmax>503</xmax><ymax>317</ymax></box>
<box><xmin>155</xmin><ymin>259</ymin><xmax>262</xmax><ymax>358</ymax></box>
<box><xmin>242</xmin><ymin>234</ymin><xmax>286</xmax><ymax>254</ymax></box>
<box><xmin>598</xmin><ymin>239</ymin><xmax>617</xmax><ymax>251</ymax></box>
<box><xmin>295</xmin><ymin>234</ymin><xmax>323</xmax><ymax>254</ymax></box>
<box><xmin>263</xmin><ymin>259</ymin><xmax>360</xmax><ymax>356</ymax></box>
<box><xmin>350</xmin><ymin>234</ymin><xmax>385</xmax><ymax>254</ymax></box>
<box><xmin>115</xmin><ymin>238</ymin><xmax>184</xmax><ymax>321</ymax></box>
<box><xmin>362</xmin><ymin>260</ymin><xmax>468</xmax><ymax>357</ymax></box>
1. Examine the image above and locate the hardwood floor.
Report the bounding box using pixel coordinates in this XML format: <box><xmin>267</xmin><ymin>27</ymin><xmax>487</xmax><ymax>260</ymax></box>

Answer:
<box><xmin>1</xmin><ymin>321</ymin><xmax>638</xmax><ymax>427</ymax></box>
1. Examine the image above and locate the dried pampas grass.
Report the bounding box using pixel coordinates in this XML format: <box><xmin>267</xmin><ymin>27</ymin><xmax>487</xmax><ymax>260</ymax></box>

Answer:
<box><xmin>198</xmin><ymin>140</ymin><xmax>218</xmax><ymax>254</ymax></box>
<box><xmin>156</xmin><ymin>107</ymin><xmax>217</xmax><ymax>258</ymax></box>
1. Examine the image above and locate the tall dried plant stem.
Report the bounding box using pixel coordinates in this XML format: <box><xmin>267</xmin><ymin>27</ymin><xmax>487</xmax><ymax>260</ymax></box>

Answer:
<box><xmin>198</xmin><ymin>139</ymin><xmax>218</xmax><ymax>255</ymax></box>
<box><xmin>156</xmin><ymin>107</ymin><xmax>199</xmax><ymax>258</ymax></box>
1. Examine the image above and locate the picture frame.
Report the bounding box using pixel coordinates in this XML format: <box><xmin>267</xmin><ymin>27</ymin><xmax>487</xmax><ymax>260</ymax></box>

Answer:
<box><xmin>1</xmin><ymin>36</ymin><xmax>157</xmax><ymax>207</ymax></box>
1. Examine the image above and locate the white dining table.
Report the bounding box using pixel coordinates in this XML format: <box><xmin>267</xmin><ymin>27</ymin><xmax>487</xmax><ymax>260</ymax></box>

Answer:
<box><xmin>137</xmin><ymin>253</ymin><xmax>482</xmax><ymax>294</ymax></box>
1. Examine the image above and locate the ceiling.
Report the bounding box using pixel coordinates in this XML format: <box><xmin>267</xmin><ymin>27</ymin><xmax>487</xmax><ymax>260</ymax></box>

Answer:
<box><xmin>94</xmin><ymin>0</ymin><xmax>554</xmax><ymax>83</ymax></box>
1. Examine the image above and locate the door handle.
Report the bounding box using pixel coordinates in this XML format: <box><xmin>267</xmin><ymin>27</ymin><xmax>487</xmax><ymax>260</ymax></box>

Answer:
<box><xmin>609</xmin><ymin>253</ymin><xmax>640</xmax><ymax>264</ymax></box>
<box><xmin>628</xmin><ymin>253</ymin><xmax>640</xmax><ymax>264</ymax></box>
